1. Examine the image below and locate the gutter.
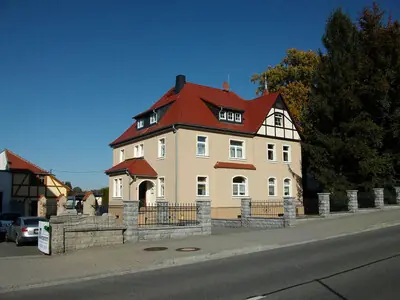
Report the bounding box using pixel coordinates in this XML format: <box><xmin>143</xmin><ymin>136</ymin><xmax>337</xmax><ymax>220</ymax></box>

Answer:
<box><xmin>173</xmin><ymin>125</ymin><xmax>178</xmax><ymax>204</ymax></box>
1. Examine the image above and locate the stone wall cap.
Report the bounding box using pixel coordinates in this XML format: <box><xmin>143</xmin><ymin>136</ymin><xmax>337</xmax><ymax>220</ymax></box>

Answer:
<box><xmin>196</xmin><ymin>199</ymin><xmax>211</xmax><ymax>202</ymax></box>
<box><xmin>373</xmin><ymin>188</ymin><xmax>384</xmax><ymax>190</ymax></box>
<box><xmin>317</xmin><ymin>192</ymin><xmax>331</xmax><ymax>195</ymax></box>
<box><xmin>123</xmin><ymin>200</ymin><xmax>139</xmax><ymax>203</ymax></box>
<box><xmin>346</xmin><ymin>190</ymin><xmax>358</xmax><ymax>192</ymax></box>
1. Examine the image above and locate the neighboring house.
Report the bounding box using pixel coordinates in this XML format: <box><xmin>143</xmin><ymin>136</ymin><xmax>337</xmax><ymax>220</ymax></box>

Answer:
<box><xmin>0</xmin><ymin>149</ymin><xmax>70</xmax><ymax>216</ymax></box>
<box><xmin>105</xmin><ymin>75</ymin><xmax>303</xmax><ymax>219</ymax></box>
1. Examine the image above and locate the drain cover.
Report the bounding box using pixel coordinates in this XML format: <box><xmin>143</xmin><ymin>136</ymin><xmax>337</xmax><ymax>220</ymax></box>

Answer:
<box><xmin>143</xmin><ymin>247</ymin><xmax>168</xmax><ymax>251</ymax></box>
<box><xmin>176</xmin><ymin>247</ymin><xmax>201</xmax><ymax>252</ymax></box>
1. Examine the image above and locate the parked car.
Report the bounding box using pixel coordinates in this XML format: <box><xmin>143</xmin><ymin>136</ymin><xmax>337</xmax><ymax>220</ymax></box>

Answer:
<box><xmin>0</xmin><ymin>213</ymin><xmax>21</xmax><ymax>238</ymax></box>
<box><xmin>5</xmin><ymin>216</ymin><xmax>47</xmax><ymax>246</ymax></box>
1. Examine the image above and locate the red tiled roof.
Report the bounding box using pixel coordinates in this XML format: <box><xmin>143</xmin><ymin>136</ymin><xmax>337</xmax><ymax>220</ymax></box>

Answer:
<box><xmin>105</xmin><ymin>158</ymin><xmax>157</xmax><ymax>177</ymax></box>
<box><xmin>5</xmin><ymin>149</ymin><xmax>49</xmax><ymax>174</ymax></box>
<box><xmin>110</xmin><ymin>82</ymin><xmax>280</xmax><ymax>146</ymax></box>
<box><xmin>214</xmin><ymin>161</ymin><xmax>257</xmax><ymax>170</ymax></box>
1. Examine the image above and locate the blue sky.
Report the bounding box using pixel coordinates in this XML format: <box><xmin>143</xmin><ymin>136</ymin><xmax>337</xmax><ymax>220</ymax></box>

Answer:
<box><xmin>0</xmin><ymin>0</ymin><xmax>399</xmax><ymax>190</ymax></box>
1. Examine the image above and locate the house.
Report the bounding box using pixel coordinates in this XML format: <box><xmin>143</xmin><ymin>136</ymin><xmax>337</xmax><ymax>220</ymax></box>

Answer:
<box><xmin>0</xmin><ymin>149</ymin><xmax>70</xmax><ymax>216</ymax></box>
<box><xmin>105</xmin><ymin>75</ymin><xmax>303</xmax><ymax>219</ymax></box>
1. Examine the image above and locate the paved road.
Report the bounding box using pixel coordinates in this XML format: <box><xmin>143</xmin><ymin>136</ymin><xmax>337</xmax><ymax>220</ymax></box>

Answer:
<box><xmin>0</xmin><ymin>240</ymin><xmax>41</xmax><ymax>257</ymax></box>
<box><xmin>3</xmin><ymin>225</ymin><xmax>400</xmax><ymax>300</ymax></box>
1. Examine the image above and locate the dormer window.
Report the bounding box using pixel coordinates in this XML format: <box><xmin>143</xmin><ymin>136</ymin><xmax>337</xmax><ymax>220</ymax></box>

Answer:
<box><xmin>137</xmin><ymin>119</ymin><xmax>144</xmax><ymax>129</ymax></box>
<box><xmin>227</xmin><ymin>112</ymin><xmax>234</xmax><ymax>121</ymax></box>
<box><xmin>150</xmin><ymin>112</ymin><xmax>157</xmax><ymax>124</ymax></box>
<box><xmin>219</xmin><ymin>111</ymin><xmax>226</xmax><ymax>120</ymax></box>
<box><xmin>235</xmin><ymin>113</ymin><xmax>242</xmax><ymax>122</ymax></box>
<box><xmin>274</xmin><ymin>113</ymin><xmax>283</xmax><ymax>127</ymax></box>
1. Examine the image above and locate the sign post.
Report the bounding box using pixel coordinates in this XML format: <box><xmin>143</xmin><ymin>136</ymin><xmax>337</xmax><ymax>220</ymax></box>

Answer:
<box><xmin>38</xmin><ymin>221</ymin><xmax>50</xmax><ymax>255</ymax></box>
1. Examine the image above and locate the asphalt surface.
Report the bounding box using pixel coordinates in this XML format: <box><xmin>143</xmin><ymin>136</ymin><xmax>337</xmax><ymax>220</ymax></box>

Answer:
<box><xmin>3</xmin><ymin>225</ymin><xmax>400</xmax><ymax>300</ymax></box>
<box><xmin>0</xmin><ymin>239</ymin><xmax>41</xmax><ymax>257</ymax></box>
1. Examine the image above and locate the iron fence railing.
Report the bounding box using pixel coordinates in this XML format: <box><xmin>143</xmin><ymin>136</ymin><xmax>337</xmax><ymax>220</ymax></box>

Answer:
<box><xmin>250</xmin><ymin>201</ymin><xmax>284</xmax><ymax>218</ymax></box>
<box><xmin>138</xmin><ymin>203</ymin><xmax>198</xmax><ymax>227</ymax></box>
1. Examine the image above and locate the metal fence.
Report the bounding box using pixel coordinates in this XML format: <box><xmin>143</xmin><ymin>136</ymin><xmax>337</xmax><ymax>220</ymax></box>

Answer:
<box><xmin>138</xmin><ymin>203</ymin><xmax>198</xmax><ymax>227</ymax></box>
<box><xmin>250</xmin><ymin>201</ymin><xmax>284</xmax><ymax>218</ymax></box>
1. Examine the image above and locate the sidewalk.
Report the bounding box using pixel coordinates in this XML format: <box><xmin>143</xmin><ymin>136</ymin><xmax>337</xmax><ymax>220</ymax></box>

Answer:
<box><xmin>2</xmin><ymin>208</ymin><xmax>400</xmax><ymax>293</ymax></box>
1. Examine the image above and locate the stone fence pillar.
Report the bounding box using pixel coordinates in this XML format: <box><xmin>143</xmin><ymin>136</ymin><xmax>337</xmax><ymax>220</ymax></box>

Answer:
<box><xmin>50</xmin><ymin>222</ymin><xmax>65</xmax><ymax>254</ymax></box>
<box><xmin>241</xmin><ymin>198</ymin><xmax>251</xmax><ymax>227</ymax></box>
<box><xmin>283</xmin><ymin>197</ymin><xmax>296</xmax><ymax>227</ymax></box>
<box><xmin>196</xmin><ymin>199</ymin><xmax>211</xmax><ymax>235</ymax></box>
<box><xmin>394</xmin><ymin>187</ymin><xmax>400</xmax><ymax>205</ymax></box>
<box><xmin>373</xmin><ymin>188</ymin><xmax>384</xmax><ymax>209</ymax></box>
<box><xmin>123</xmin><ymin>200</ymin><xmax>139</xmax><ymax>243</ymax></box>
<box><xmin>347</xmin><ymin>190</ymin><xmax>358</xmax><ymax>213</ymax></box>
<box><xmin>156</xmin><ymin>200</ymin><xmax>169</xmax><ymax>225</ymax></box>
<box><xmin>317</xmin><ymin>193</ymin><xmax>330</xmax><ymax>217</ymax></box>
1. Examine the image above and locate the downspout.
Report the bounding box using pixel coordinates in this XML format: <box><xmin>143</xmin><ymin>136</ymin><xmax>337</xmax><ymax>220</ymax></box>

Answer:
<box><xmin>173</xmin><ymin>125</ymin><xmax>178</xmax><ymax>204</ymax></box>
<box><xmin>126</xmin><ymin>170</ymin><xmax>136</xmax><ymax>201</ymax></box>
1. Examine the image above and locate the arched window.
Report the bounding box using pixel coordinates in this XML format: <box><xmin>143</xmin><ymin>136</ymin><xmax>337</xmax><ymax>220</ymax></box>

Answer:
<box><xmin>283</xmin><ymin>178</ymin><xmax>292</xmax><ymax>197</ymax></box>
<box><xmin>232</xmin><ymin>176</ymin><xmax>248</xmax><ymax>197</ymax></box>
<box><xmin>268</xmin><ymin>177</ymin><xmax>276</xmax><ymax>196</ymax></box>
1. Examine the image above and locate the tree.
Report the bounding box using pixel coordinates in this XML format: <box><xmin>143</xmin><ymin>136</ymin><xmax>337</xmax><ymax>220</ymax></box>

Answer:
<box><xmin>302</xmin><ymin>8</ymin><xmax>388</xmax><ymax>194</ymax></box>
<box><xmin>100</xmin><ymin>187</ymin><xmax>109</xmax><ymax>208</ymax></box>
<box><xmin>72</xmin><ymin>187</ymin><xmax>82</xmax><ymax>194</ymax></box>
<box><xmin>251</xmin><ymin>49</ymin><xmax>319</xmax><ymax>124</ymax></box>
<box><xmin>64</xmin><ymin>181</ymin><xmax>72</xmax><ymax>190</ymax></box>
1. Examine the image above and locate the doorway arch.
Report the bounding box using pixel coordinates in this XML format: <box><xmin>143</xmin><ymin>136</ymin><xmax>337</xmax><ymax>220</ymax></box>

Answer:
<box><xmin>137</xmin><ymin>180</ymin><xmax>155</xmax><ymax>208</ymax></box>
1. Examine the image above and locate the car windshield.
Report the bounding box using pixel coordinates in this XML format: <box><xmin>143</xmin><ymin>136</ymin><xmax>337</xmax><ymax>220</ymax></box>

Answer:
<box><xmin>0</xmin><ymin>213</ymin><xmax>21</xmax><ymax>221</ymax></box>
<box><xmin>23</xmin><ymin>218</ymin><xmax>46</xmax><ymax>226</ymax></box>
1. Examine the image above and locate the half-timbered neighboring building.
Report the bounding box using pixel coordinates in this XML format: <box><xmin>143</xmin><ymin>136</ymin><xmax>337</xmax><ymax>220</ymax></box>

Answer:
<box><xmin>0</xmin><ymin>149</ymin><xmax>70</xmax><ymax>216</ymax></box>
<box><xmin>106</xmin><ymin>75</ymin><xmax>303</xmax><ymax>219</ymax></box>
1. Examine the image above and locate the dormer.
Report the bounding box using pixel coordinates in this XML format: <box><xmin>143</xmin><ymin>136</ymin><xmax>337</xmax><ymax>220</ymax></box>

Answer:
<box><xmin>137</xmin><ymin>119</ymin><xmax>144</xmax><ymax>129</ymax></box>
<box><xmin>218</xmin><ymin>108</ymin><xmax>243</xmax><ymax>124</ymax></box>
<box><xmin>149</xmin><ymin>111</ymin><xmax>158</xmax><ymax>124</ymax></box>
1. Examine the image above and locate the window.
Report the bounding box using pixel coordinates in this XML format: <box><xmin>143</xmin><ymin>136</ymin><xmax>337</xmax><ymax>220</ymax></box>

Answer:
<box><xmin>119</xmin><ymin>149</ymin><xmax>125</xmax><ymax>162</ymax></box>
<box><xmin>274</xmin><ymin>113</ymin><xmax>283</xmax><ymax>127</ymax></box>
<box><xmin>196</xmin><ymin>135</ymin><xmax>208</xmax><ymax>156</ymax></box>
<box><xmin>219</xmin><ymin>111</ymin><xmax>226</xmax><ymax>120</ymax></box>
<box><xmin>234</xmin><ymin>113</ymin><xmax>242</xmax><ymax>122</ymax></box>
<box><xmin>196</xmin><ymin>176</ymin><xmax>209</xmax><ymax>196</ymax></box>
<box><xmin>137</xmin><ymin>119</ymin><xmax>144</xmax><ymax>129</ymax></box>
<box><xmin>232</xmin><ymin>176</ymin><xmax>248</xmax><ymax>197</ymax></box>
<box><xmin>283</xmin><ymin>178</ymin><xmax>291</xmax><ymax>197</ymax></box>
<box><xmin>267</xmin><ymin>144</ymin><xmax>276</xmax><ymax>161</ymax></box>
<box><xmin>282</xmin><ymin>145</ymin><xmax>291</xmax><ymax>162</ymax></box>
<box><xmin>134</xmin><ymin>143</ymin><xmax>144</xmax><ymax>157</ymax></box>
<box><xmin>113</xmin><ymin>178</ymin><xmax>123</xmax><ymax>198</ymax></box>
<box><xmin>158</xmin><ymin>138</ymin><xmax>166</xmax><ymax>158</ymax></box>
<box><xmin>229</xmin><ymin>140</ymin><xmax>244</xmax><ymax>159</ymax></box>
<box><xmin>227</xmin><ymin>112</ymin><xmax>234</xmax><ymax>121</ymax></box>
<box><xmin>158</xmin><ymin>177</ymin><xmax>165</xmax><ymax>197</ymax></box>
<box><xmin>150</xmin><ymin>112</ymin><xmax>157</xmax><ymax>124</ymax></box>
<box><xmin>268</xmin><ymin>177</ymin><xmax>276</xmax><ymax>196</ymax></box>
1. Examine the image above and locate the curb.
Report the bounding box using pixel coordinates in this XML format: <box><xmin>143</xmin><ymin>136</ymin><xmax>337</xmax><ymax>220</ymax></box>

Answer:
<box><xmin>1</xmin><ymin>221</ymin><xmax>400</xmax><ymax>294</ymax></box>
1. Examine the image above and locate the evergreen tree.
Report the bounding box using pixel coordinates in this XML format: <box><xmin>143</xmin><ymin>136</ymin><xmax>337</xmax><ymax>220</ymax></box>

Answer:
<box><xmin>303</xmin><ymin>8</ymin><xmax>387</xmax><ymax>194</ymax></box>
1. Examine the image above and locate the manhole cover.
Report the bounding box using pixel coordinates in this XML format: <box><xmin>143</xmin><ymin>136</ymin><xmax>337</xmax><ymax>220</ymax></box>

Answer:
<box><xmin>176</xmin><ymin>247</ymin><xmax>201</xmax><ymax>252</ymax></box>
<box><xmin>143</xmin><ymin>247</ymin><xmax>168</xmax><ymax>251</ymax></box>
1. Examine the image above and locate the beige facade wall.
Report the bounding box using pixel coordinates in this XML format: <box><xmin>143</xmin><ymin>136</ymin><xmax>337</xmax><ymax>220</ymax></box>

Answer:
<box><xmin>109</xmin><ymin>131</ymin><xmax>177</xmax><ymax>206</ymax></box>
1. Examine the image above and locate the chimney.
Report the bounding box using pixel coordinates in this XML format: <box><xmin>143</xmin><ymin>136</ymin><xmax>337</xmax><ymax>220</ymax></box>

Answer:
<box><xmin>175</xmin><ymin>75</ymin><xmax>186</xmax><ymax>94</ymax></box>
<box><xmin>222</xmin><ymin>81</ymin><xmax>230</xmax><ymax>92</ymax></box>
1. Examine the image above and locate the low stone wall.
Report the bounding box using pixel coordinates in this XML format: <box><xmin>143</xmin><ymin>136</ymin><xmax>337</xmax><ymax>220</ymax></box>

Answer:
<box><xmin>138</xmin><ymin>226</ymin><xmax>204</xmax><ymax>241</ymax></box>
<box><xmin>244</xmin><ymin>217</ymin><xmax>284</xmax><ymax>229</ymax></box>
<box><xmin>211</xmin><ymin>218</ymin><xmax>242</xmax><ymax>228</ymax></box>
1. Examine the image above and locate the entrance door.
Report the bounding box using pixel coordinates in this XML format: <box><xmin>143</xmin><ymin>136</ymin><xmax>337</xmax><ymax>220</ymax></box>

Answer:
<box><xmin>30</xmin><ymin>200</ymin><xmax>38</xmax><ymax>216</ymax></box>
<box><xmin>138</xmin><ymin>182</ymin><xmax>147</xmax><ymax>209</ymax></box>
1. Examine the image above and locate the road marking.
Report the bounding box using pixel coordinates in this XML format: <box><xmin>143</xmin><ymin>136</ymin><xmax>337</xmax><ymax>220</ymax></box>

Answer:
<box><xmin>246</xmin><ymin>296</ymin><xmax>265</xmax><ymax>300</ymax></box>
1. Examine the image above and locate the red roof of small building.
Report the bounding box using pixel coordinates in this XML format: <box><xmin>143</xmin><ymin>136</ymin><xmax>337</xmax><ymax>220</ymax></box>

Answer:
<box><xmin>5</xmin><ymin>149</ymin><xmax>49</xmax><ymax>174</ymax></box>
<box><xmin>110</xmin><ymin>81</ymin><xmax>280</xmax><ymax>146</ymax></box>
<box><xmin>214</xmin><ymin>161</ymin><xmax>257</xmax><ymax>170</ymax></box>
<box><xmin>105</xmin><ymin>158</ymin><xmax>158</xmax><ymax>177</ymax></box>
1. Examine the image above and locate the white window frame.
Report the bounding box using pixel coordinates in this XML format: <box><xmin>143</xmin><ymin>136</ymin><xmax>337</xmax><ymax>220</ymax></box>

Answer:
<box><xmin>113</xmin><ymin>177</ymin><xmax>123</xmax><ymax>198</ymax></box>
<box><xmin>227</xmin><ymin>111</ymin><xmax>234</xmax><ymax>121</ymax></box>
<box><xmin>157</xmin><ymin>177</ymin><xmax>165</xmax><ymax>198</ymax></box>
<box><xmin>219</xmin><ymin>111</ymin><xmax>226</xmax><ymax>120</ymax></box>
<box><xmin>232</xmin><ymin>175</ymin><xmax>248</xmax><ymax>197</ymax></box>
<box><xmin>274</xmin><ymin>113</ymin><xmax>283</xmax><ymax>127</ymax></box>
<box><xmin>268</xmin><ymin>177</ymin><xmax>277</xmax><ymax>197</ymax></box>
<box><xmin>119</xmin><ymin>148</ymin><xmax>125</xmax><ymax>163</ymax></box>
<box><xmin>196</xmin><ymin>135</ymin><xmax>209</xmax><ymax>157</ymax></box>
<box><xmin>267</xmin><ymin>143</ymin><xmax>276</xmax><ymax>161</ymax></box>
<box><xmin>150</xmin><ymin>112</ymin><xmax>157</xmax><ymax>124</ymax></box>
<box><xmin>234</xmin><ymin>113</ymin><xmax>242</xmax><ymax>122</ymax></box>
<box><xmin>282</xmin><ymin>144</ymin><xmax>291</xmax><ymax>163</ymax></box>
<box><xmin>283</xmin><ymin>178</ymin><xmax>292</xmax><ymax>197</ymax></box>
<box><xmin>229</xmin><ymin>139</ymin><xmax>245</xmax><ymax>160</ymax></box>
<box><xmin>134</xmin><ymin>143</ymin><xmax>144</xmax><ymax>158</ymax></box>
<box><xmin>137</xmin><ymin>119</ymin><xmax>144</xmax><ymax>129</ymax></box>
<box><xmin>196</xmin><ymin>175</ymin><xmax>209</xmax><ymax>197</ymax></box>
<box><xmin>158</xmin><ymin>137</ymin><xmax>166</xmax><ymax>159</ymax></box>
